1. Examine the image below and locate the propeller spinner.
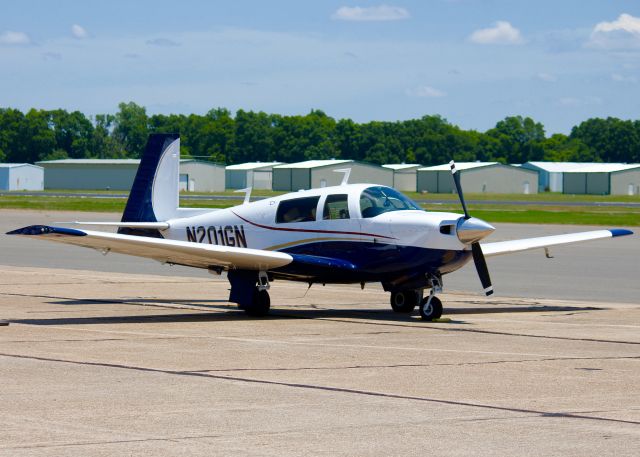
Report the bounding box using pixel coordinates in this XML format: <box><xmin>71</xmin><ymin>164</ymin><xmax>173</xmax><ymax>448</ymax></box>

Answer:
<box><xmin>449</xmin><ymin>160</ymin><xmax>495</xmax><ymax>296</ymax></box>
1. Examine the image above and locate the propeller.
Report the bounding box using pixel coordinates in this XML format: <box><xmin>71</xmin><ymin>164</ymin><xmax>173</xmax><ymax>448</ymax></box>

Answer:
<box><xmin>449</xmin><ymin>161</ymin><xmax>495</xmax><ymax>296</ymax></box>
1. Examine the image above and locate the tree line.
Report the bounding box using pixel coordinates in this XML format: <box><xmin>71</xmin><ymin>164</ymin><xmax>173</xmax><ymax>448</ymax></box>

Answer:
<box><xmin>1</xmin><ymin>102</ymin><xmax>639</xmax><ymax>166</ymax></box>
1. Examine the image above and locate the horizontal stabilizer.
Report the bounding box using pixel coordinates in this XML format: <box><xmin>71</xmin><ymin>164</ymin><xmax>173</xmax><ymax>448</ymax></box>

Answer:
<box><xmin>60</xmin><ymin>221</ymin><xmax>170</xmax><ymax>230</ymax></box>
<box><xmin>481</xmin><ymin>229</ymin><xmax>633</xmax><ymax>257</ymax></box>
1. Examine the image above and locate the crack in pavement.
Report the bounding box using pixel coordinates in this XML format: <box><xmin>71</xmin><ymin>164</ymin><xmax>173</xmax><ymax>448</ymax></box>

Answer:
<box><xmin>1</xmin><ymin>433</ymin><xmax>223</xmax><ymax>450</ymax></box>
<box><xmin>1</xmin><ymin>352</ymin><xmax>638</xmax><ymax>427</ymax></box>
<box><xmin>189</xmin><ymin>355</ymin><xmax>640</xmax><ymax>373</ymax></box>
<box><xmin>0</xmin><ymin>336</ymin><xmax>196</xmax><ymax>344</ymax></box>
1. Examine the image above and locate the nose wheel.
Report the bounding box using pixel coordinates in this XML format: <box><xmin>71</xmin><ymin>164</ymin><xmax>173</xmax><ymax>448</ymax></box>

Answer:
<box><xmin>419</xmin><ymin>295</ymin><xmax>443</xmax><ymax>321</ymax></box>
<box><xmin>419</xmin><ymin>274</ymin><xmax>443</xmax><ymax>321</ymax></box>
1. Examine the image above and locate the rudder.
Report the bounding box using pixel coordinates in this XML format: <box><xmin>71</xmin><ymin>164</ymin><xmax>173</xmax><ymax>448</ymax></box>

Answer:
<box><xmin>119</xmin><ymin>133</ymin><xmax>180</xmax><ymax>237</ymax></box>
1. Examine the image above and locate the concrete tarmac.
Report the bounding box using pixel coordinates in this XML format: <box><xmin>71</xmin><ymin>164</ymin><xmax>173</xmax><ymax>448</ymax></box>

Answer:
<box><xmin>0</xmin><ymin>265</ymin><xmax>639</xmax><ymax>456</ymax></box>
<box><xmin>0</xmin><ymin>210</ymin><xmax>639</xmax><ymax>455</ymax></box>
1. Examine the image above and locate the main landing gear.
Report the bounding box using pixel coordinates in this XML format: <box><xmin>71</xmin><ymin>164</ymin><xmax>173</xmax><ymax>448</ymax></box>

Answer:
<box><xmin>390</xmin><ymin>290</ymin><xmax>421</xmax><ymax>313</ymax></box>
<box><xmin>389</xmin><ymin>274</ymin><xmax>444</xmax><ymax>321</ymax></box>
<box><xmin>229</xmin><ymin>270</ymin><xmax>272</xmax><ymax>317</ymax></box>
<box><xmin>243</xmin><ymin>271</ymin><xmax>271</xmax><ymax>317</ymax></box>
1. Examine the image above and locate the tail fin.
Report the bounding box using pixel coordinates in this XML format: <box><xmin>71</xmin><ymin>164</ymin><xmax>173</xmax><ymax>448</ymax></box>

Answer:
<box><xmin>119</xmin><ymin>133</ymin><xmax>180</xmax><ymax>237</ymax></box>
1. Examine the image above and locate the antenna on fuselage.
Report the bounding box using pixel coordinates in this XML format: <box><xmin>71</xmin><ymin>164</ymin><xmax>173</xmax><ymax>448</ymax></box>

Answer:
<box><xmin>234</xmin><ymin>187</ymin><xmax>252</xmax><ymax>205</ymax></box>
<box><xmin>334</xmin><ymin>168</ymin><xmax>351</xmax><ymax>185</ymax></box>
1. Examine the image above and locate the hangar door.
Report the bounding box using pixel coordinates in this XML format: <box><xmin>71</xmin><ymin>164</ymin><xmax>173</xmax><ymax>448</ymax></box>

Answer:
<box><xmin>586</xmin><ymin>173</ymin><xmax>609</xmax><ymax>195</ymax></box>
<box><xmin>179</xmin><ymin>174</ymin><xmax>188</xmax><ymax>191</ymax></box>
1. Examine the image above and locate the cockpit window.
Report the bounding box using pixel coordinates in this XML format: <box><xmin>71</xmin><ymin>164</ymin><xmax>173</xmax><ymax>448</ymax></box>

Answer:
<box><xmin>276</xmin><ymin>196</ymin><xmax>320</xmax><ymax>223</ymax></box>
<box><xmin>323</xmin><ymin>194</ymin><xmax>350</xmax><ymax>220</ymax></box>
<box><xmin>359</xmin><ymin>186</ymin><xmax>422</xmax><ymax>218</ymax></box>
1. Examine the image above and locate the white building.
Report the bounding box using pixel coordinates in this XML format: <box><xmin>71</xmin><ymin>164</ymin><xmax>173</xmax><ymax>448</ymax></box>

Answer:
<box><xmin>0</xmin><ymin>164</ymin><xmax>44</xmax><ymax>191</ymax></box>
<box><xmin>36</xmin><ymin>159</ymin><xmax>225</xmax><ymax>192</ymax></box>
<box><xmin>520</xmin><ymin>162</ymin><xmax>601</xmax><ymax>192</ymax></box>
<box><xmin>417</xmin><ymin>162</ymin><xmax>538</xmax><ymax>194</ymax></box>
<box><xmin>272</xmin><ymin>160</ymin><xmax>393</xmax><ymax>191</ymax></box>
<box><xmin>382</xmin><ymin>164</ymin><xmax>422</xmax><ymax>192</ymax></box>
<box><xmin>563</xmin><ymin>163</ymin><xmax>640</xmax><ymax>195</ymax></box>
<box><xmin>225</xmin><ymin>162</ymin><xmax>283</xmax><ymax>190</ymax></box>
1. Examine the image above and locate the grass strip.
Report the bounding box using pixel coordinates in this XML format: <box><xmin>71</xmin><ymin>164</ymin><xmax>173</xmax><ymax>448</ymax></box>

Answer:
<box><xmin>0</xmin><ymin>196</ymin><xmax>638</xmax><ymax>226</ymax></box>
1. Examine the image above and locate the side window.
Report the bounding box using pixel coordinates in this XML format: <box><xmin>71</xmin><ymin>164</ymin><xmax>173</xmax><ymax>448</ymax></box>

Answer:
<box><xmin>323</xmin><ymin>194</ymin><xmax>350</xmax><ymax>220</ymax></box>
<box><xmin>276</xmin><ymin>196</ymin><xmax>320</xmax><ymax>223</ymax></box>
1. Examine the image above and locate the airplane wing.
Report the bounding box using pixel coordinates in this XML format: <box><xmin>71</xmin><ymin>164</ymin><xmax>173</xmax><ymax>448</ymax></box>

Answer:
<box><xmin>481</xmin><ymin>229</ymin><xmax>633</xmax><ymax>257</ymax></box>
<box><xmin>7</xmin><ymin>225</ymin><xmax>292</xmax><ymax>271</ymax></box>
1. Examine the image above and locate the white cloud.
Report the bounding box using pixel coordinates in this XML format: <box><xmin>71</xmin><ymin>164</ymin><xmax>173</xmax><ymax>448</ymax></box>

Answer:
<box><xmin>407</xmin><ymin>85</ymin><xmax>446</xmax><ymax>98</ymax></box>
<box><xmin>146</xmin><ymin>38</ymin><xmax>181</xmax><ymax>47</ymax></box>
<box><xmin>469</xmin><ymin>21</ymin><xmax>524</xmax><ymax>45</ymax></box>
<box><xmin>594</xmin><ymin>13</ymin><xmax>640</xmax><ymax>34</ymax></box>
<box><xmin>71</xmin><ymin>24</ymin><xmax>88</xmax><ymax>39</ymax></box>
<box><xmin>537</xmin><ymin>72</ymin><xmax>557</xmax><ymax>82</ymax></box>
<box><xmin>0</xmin><ymin>30</ymin><xmax>31</xmax><ymax>45</ymax></box>
<box><xmin>332</xmin><ymin>5</ymin><xmax>410</xmax><ymax>22</ymax></box>
<box><xmin>589</xmin><ymin>13</ymin><xmax>640</xmax><ymax>49</ymax></box>
<box><xmin>558</xmin><ymin>96</ymin><xmax>602</xmax><ymax>107</ymax></box>
<box><xmin>611</xmin><ymin>73</ymin><xmax>637</xmax><ymax>83</ymax></box>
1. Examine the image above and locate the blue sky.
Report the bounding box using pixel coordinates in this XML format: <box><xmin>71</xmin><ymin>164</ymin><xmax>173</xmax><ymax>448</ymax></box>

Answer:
<box><xmin>1</xmin><ymin>1</ymin><xmax>639</xmax><ymax>134</ymax></box>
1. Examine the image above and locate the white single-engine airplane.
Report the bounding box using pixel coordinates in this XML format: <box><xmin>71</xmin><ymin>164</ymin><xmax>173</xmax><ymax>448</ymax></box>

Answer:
<box><xmin>8</xmin><ymin>134</ymin><xmax>633</xmax><ymax>320</ymax></box>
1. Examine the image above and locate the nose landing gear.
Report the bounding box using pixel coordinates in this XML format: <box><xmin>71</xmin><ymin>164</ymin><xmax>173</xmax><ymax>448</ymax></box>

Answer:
<box><xmin>419</xmin><ymin>294</ymin><xmax>443</xmax><ymax>321</ymax></box>
<box><xmin>419</xmin><ymin>274</ymin><xmax>443</xmax><ymax>321</ymax></box>
<box><xmin>387</xmin><ymin>274</ymin><xmax>445</xmax><ymax>321</ymax></box>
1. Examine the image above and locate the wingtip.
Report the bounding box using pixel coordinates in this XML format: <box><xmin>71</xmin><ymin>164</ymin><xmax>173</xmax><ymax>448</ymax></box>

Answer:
<box><xmin>609</xmin><ymin>229</ymin><xmax>633</xmax><ymax>238</ymax></box>
<box><xmin>6</xmin><ymin>225</ymin><xmax>87</xmax><ymax>236</ymax></box>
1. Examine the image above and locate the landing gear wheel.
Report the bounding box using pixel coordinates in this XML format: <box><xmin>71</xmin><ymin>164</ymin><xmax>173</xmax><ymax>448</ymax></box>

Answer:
<box><xmin>390</xmin><ymin>290</ymin><xmax>419</xmax><ymax>313</ymax></box>
<box><xmin>420</xmin><ymin>296</ymin><xmax>443</xmax><ymax>321</ymax></box>
<box><xmin>244</xmin><ymin>289</ymin><xmax>271</xmax><ymax>317</ymax></box>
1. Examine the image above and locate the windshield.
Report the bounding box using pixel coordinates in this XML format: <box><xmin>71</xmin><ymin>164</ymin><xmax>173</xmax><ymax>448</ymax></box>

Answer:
<box><xmin>359</xmin><ymin>186</ymin><xmax>422</xmax><ymax>218</ymax></box>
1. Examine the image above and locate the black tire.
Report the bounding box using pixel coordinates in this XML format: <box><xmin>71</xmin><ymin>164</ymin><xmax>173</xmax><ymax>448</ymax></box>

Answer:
<box><xmin>420</xmin><ymin>296</ymin><xmax>443</xmax><ymax>321</ymax></box>
<box><xmin>244</xmin><ymin>289</ymin><xmax>271</xmax><ymax>317</ymax></box>
<box><xmin>390</xmin><ymin>290</ymin><xmax>419</xmax><ymax>313</ymax></box>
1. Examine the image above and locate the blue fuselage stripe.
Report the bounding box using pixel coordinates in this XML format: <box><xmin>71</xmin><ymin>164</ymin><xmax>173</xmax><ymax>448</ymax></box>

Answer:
<box><xmin>272</xmin><ymin>240</ymin><xmax>471</xmax><ymax>284</ymax></box>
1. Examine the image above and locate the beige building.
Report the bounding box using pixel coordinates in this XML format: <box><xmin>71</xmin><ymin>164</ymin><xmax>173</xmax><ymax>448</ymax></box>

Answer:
<box><xmin>179</xmin><ymin>160</ymin><xmax>226</xmax><ymax>192</ymax></box>
<box><xmin>563</xmin><ymin>164</ymin><xmax>640</xmax><ymax>195</ymax></box>
<box><xmin>417</xmin><ymin>162</ymin><xmax>538</xmax><ymax>194</ymax></box>
<box><xmin>272</xmin><ymin>160</ymin><xmax>393</xmax><ymax>191</ymax></box>
<box><xmin>37</xmin><ymin>159</ymin><xmax>225</xmax><ymax>192</ymax></box>
<box><xmin>382</xmin><ymin>164</ymin><xmax>421</xmax><ymax>192</ymax></box>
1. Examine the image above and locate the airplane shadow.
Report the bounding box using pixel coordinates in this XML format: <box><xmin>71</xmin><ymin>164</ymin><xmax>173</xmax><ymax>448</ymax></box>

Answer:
<box><xmin>50</xmin><ymin>298</ymin><xmax>228</xmax><ymax>306</ymax></box>
<box><xmin>11</xmin><ymin>297</ymin><xmax>603</xmax><ymax>327</ymax></box>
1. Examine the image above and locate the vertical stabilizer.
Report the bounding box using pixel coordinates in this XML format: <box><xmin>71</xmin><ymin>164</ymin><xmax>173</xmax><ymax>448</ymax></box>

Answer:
<box><xmin>119</xmin><ymin>133</ymin><xmax>180</xmax><ymax>237</ymax></box>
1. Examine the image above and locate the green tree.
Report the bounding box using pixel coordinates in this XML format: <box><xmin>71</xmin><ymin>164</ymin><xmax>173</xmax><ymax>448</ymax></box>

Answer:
<box><xmin>92</xmin><ymin>114</ymin><xmax>126</xmax><ymax>158</ymax></box>
<box><xmin>570</xmin><ymin>117</ymin><xmax>640</xmax><ymax>163</ymax></box>
<box><xmin>487</xmin><ymin>116</ymin><xmax>546</xmax><ymax>163</ymax></box>
<box><xmin>40</xmin><ymin>149</ymin><xmax>69</xmax><ymax>161</ymax></box>
<box><xmin>113</xmin><ymin>102</ymin><xmax>149</xmax><ymax>158</ymax></box>
<box><xmin>21</xmin><ymin>109</ymin><xmax>56</xmax><ymax>162</ymax></box>
<box><xmin>231</xmin><ymin>110</ymin><xmax>275</xmax><ymax>163</ymax></box>
<box><xmin>49</xmin><ymin>109</ymin><xmax>94</xmax><ymax>158</ymax></box>
<box><xmin>540</xmin><ymin>134</ymin><xmax>592</xmax><ymax>162</ymax></box>
<box><xmin>0</xmin><ymin>108</ymin><xmax>26</xmax><ymax>163</ymax></box>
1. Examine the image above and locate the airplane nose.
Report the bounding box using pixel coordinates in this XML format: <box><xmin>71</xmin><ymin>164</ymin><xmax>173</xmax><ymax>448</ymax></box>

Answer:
<box><xmin>456</xmin><ymin>217</ymin><xmax>495</xmax><ymax>244</ymax></box>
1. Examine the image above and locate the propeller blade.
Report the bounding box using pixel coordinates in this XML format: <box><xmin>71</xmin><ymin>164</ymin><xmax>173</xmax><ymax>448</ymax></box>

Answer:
<box><xmin>471</xmin><ymin>242</ymin><xmax>493</xmax><ymax>296</ymax></box>
<box><xmin>449</xmin><ymin>160</ymin><xmax>470</xmax><ymax>219</ymax></box>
